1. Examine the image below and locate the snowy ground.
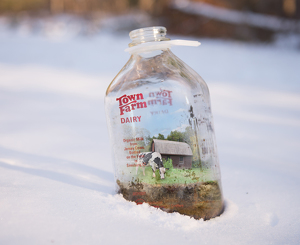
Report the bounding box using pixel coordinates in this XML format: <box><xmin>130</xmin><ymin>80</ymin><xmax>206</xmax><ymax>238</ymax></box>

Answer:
<box><xmin>0</xmin><ymin>22</ymin><xmax>300</xmax><ymax>244</ymax></box>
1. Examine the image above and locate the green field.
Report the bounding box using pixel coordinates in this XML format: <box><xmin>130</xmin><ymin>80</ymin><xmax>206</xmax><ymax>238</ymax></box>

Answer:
<box><xmin>136</xmin><ymin>166</ymin><xmax>211</xmax><ymax>185</ymax></box>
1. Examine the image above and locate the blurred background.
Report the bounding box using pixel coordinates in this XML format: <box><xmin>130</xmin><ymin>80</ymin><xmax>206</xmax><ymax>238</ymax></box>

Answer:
<box><xmin>0</xmin><ymin>0</ymin><xmax>299</xmax><ymax>169</ymax></box>
<box><xmin>0</xmin><ymin>0</ymin><xmax>299</xmax><ymax>165</ymax></box>
<box><xmin>0</xmin><ymin>0</ymin><xmax>300</xmax><ymax>43</ymax></box>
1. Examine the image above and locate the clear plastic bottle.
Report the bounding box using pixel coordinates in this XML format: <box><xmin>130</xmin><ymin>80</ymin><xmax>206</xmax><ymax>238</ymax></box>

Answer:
<box><xmin>105</xmin><ymin>27</ymin><xmax>224</xmax><ymax>220</ymax></box>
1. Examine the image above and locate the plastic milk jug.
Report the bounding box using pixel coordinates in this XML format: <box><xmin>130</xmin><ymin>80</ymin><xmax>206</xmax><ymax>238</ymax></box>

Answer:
<box><xmin>105</xmin><ymin>26</ymin><xmax>224</xmax><ymax>220</ymax></box>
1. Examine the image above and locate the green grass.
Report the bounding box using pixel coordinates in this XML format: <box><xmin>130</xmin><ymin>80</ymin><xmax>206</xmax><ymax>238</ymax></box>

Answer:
<box><xmin>136</xmin><ymin>166</ymin><xmax>211</xmax><ymax>185</ymax></box>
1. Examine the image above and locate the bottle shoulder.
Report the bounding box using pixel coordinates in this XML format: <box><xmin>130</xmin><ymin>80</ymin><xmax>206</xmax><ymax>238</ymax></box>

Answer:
<box><xmin>105</xmin><ymin>50</ymin><xmax>209</xmax><ymax>100</ymax></box>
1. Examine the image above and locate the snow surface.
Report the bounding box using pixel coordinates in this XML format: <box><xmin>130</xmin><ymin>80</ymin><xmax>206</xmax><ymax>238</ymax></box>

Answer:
<box><xmin>0</xmin><ymin>23</ymin><xmax>300</xmax><ymax>245</ymax></box>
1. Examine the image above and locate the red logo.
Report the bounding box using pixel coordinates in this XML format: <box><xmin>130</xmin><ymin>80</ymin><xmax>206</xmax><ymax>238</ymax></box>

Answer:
<box><xmin>148</xmin><ymin>89</ymin><xmax>172</xmax><ymax>106</ymax></box>
<box><xmin>116</xmin><ymin>93</ymin><xmax>147</xmax><ymax>115</ymax></box>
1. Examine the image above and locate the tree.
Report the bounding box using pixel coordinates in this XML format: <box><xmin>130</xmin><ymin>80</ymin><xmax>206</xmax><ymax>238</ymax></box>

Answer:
<box><xmin>166</xmin><ymin>130</ymin><xmax>184</xmax><ymax>142</ymax></box>
<box><xmin>182</xmin><ymin>126</ymin><xmax>193</xmax><ymax>146</ymax></box>
<box><xmin>157</xmin><ymin>133</ymin><xmax>165</xmax><ymax>140</ymax></box>
<box><xmin>188</xmin><ymin>105</ymin><xmax>202</xmax><ymax>168</ymax></box>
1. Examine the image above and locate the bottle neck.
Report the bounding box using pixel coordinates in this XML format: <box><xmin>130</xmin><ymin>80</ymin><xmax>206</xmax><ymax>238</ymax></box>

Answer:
<box><xmin>128</xmin><ymin>26</ymin><xmax>170</xmax><ymax>47</ymax></box>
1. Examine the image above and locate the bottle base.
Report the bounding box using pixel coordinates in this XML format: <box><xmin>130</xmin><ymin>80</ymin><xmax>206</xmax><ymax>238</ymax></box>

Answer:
<box><xmin>117</xmin><ymin>180</ymin><xmax>224</xmax><ymax>220</ymax></box>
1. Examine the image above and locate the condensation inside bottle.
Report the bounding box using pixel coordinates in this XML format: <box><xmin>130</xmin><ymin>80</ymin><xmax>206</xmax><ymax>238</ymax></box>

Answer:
<box><xmin>105</xmin><ymin>27</ymin><xmax>224</xmax><ymax>220</ymax></box>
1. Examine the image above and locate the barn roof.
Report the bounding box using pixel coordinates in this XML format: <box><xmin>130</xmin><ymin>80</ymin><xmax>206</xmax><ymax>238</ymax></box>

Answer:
<box><xmin>152</xmin><ymin>139</ymin><xmax>193</xmax><ymax>156</ymax></box>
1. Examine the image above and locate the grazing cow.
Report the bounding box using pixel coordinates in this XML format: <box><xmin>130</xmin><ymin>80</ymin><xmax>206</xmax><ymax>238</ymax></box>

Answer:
<box><xmin>136</xmin><ymin>152</ymin><xmax>166</xmax><ymax>179</ymax></box>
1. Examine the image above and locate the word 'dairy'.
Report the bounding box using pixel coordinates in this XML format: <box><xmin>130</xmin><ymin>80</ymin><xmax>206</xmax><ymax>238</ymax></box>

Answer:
<box><xmin>121</xmin><ymin>116</ymin><xmax>141</xmax><ymax>124</ymax></box>
<box><xmin>116</xmin><ymin>93</ymin><xmax>147</xmax><ymax>115</ymax></box>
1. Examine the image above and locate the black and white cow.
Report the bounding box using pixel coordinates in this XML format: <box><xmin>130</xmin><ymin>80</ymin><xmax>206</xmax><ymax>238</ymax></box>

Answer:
<box><xmin>136</xmin><ymin>152</ymin><xmax>166</xmax><ymax>179</ymax></box>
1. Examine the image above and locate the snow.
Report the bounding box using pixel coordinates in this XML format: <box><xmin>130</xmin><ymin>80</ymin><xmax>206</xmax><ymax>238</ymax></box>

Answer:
<box><xmin>0</xmin><ymin>21</ymin><xmax>300</xmax><ymax>244</ymax></box>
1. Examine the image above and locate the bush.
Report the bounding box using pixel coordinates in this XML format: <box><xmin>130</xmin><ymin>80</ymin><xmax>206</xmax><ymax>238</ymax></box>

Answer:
<box><xmin>192</xmin><ymin>160</ymin><xmax>202</xmax><ymax>168</ymax></box>
<box><xmin>163</xmin><ymin>158</ymin><xmax>173</xmax><ymax>170</ymax></box>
